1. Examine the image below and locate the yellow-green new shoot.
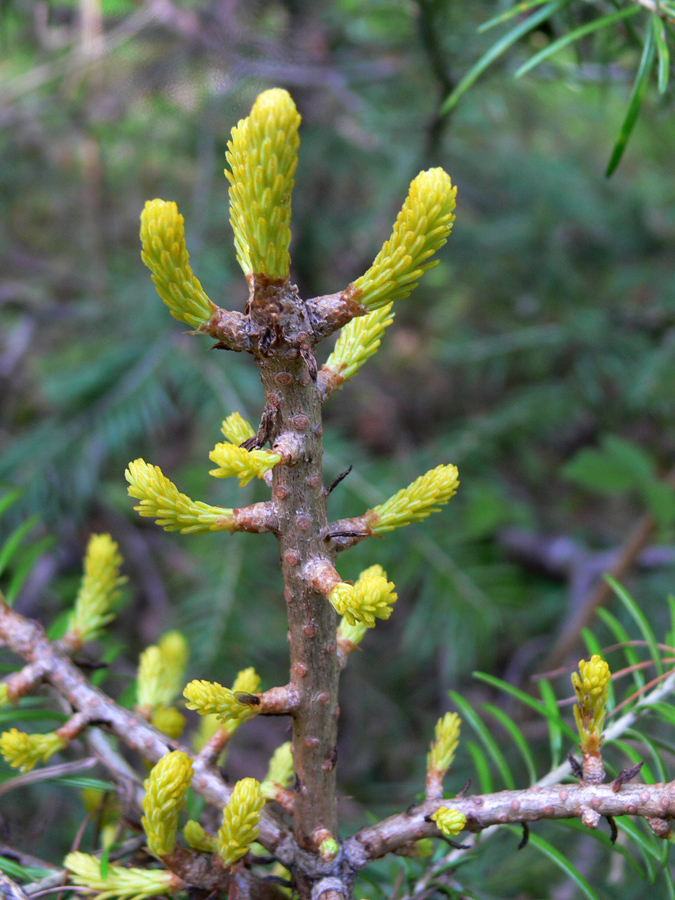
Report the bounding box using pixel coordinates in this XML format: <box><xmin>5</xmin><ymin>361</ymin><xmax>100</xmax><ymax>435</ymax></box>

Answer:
<box><xmin>184</xmin><ymin>677</ymin><xmax>258</xmax><ymax>725</ymax></box>
<box><xmin>66</xmin><ymin>533</ymin><xmax>125</xmax><ymax>647</ymax></box>
<box><xmin>217</xmin><ymin>777</ymin><xmax>264</xmax><ymax>866</ymax></box>
<box><xmin>126</xmin><ymin>459</ymin><xmax>236</xmax><ymax>533</ymax></box>
<box><xmin>226</xmin><ymin>89</ymin><xmax>301</xmax><ymax>280</ymax></box>
<box><xmin>141</xmin><ymin>750</ymin><xmax>193</xmax><ymax>858</ymax></box>
<box><xmin>329</xmin><ymin>569</ymin><xmax>397</xmax><ymax>628</ymax></box>
<box><xmin>0</xmin><ymin>729</ymin><xmax>67</xmax><ymax>772</ymax></box>
<box><xmin>427</xmin><ymin>712</ymin><xmax>461</xmax><ymax>777</ymax></box>
<box><xmin>221</xmin><ymin>412</ymin><xmax>256</xmax><ymax>445</ymax></box>
<box><xmin>353</xmin><ymin>169</ymin><xmax>457</xmax><ymax>311</ymax></box>
<box><xmin>261</xmin><ymin>741</ymin><xmax>293</xmax><ymax>800</ymax></box>
<box><xmin>137</xmin><ymin>630</ymin><xmax>189</xmax><ymax>713</ymax></box>
<box><xmin>325</xmin><ymin>303</ymin><xmax>395</xmax><ymax>384</ymax></box>
<box><xmin>140</xmin><ymin>199</ymin><xmax>217</xmax><ymax>329</ymax></box>
<box><xmin>184</xmin><ymin>820</ymin><xmax>217</xmax><ymax>852</ymax></box>
<box><xmin>367</xmin><ymin>464</ymin><xmax>459</xmax><ymax>533</ymax></box>
<box><xmin>209</xmin><ymin>442</ymin><xmax>280</xmax><ymax>487</ymax></box>
<box><xmin>66</xmin><ymin>852</ymin><xmax>180</xmax><ymax>900</ymax></box>
<box><xmin>430</xmin><ymin>807</ymin><xmax>466</xmax><ymax>837</ymax></box>
<box><xmin>572</xmin><ymin>654</ymin><xmax>611</xmax><ymax>754</ymax></box>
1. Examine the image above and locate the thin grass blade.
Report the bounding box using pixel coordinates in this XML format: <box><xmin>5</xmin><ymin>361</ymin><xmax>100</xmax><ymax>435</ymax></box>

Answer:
<box><xmin>449</xmin><ymin>691</ymin><xmax>515</xmax><ymax>789</ymax></box>
<box><xmin>606</xmin><ymin>576</ymin><xmax>662</xmax><ymax>675</ymax></box>
<box><xmin>606</xmin><ymin>18</ymin><xmax>657</xmax><ymax>176</ymax></box>
<box><xmin>526</xmin><ymin>832</ymin><xmax>601</xmax><ymax>900</ymax></box>
<box><xmin>516</xmin><ymin>6</ymin><xmax>641</xmax><ymax>77</ymax></box>
<box><xmin>441</xmin><ymin>0</ymin><xmax>571</xmax><ymax>114</ymax></box>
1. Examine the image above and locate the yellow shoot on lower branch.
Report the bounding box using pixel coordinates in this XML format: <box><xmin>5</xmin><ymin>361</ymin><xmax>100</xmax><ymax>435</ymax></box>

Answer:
<box><xmin>0</xmin><ymin>684</ymin><xmax>9</xmax><ymax>707</ymax></box>
<box><xmin>225</xmin><ymin>89</ymin><xmax>301</xmax><ymax>280</ymax></box>
<box><xmin>65</xmin><ymin>852</ymin><xmax>181</xmax><ymax>900</ymax></box>
<box><xmin>137</xmin><ymin>631</ymin><xmax>189</xmax><ymax>715</ymax></box>
<box><xmin>140</xmin><ymin>199</ymin><xmax>217</xmax><ymax>329</ymax></box>
<box><xmin>126</xmin><ymin>459</ymin><xmax>236</xmax><ymax>533</ymax></box>
<box><xmin>150</xmin><ymin>706</ymin><xmax>186</xmax><ymax>740</ymax></box>
<box><xmin>328</xmin><ymin>570</ymin><xmax>397</xmax><ymax>628</ymax></box>
<box><xmin>66</xmin><ymin>534</ymin><xmax>125</xmax><ymax>648</ymax></box>
<box><xmin>184</xmin><ymin>679</ymin><xmax>258</xmax><ymax>725</ymax></box>
<box><xmin>337</xmin><ymin>616</ymin><xmax>369</xmax><ymax>651</ymax></box>
<box><xmin>261</xmin><ymin>741</ymin><xmax>293</xmax><ymax>800</ymax></box>
<box><xmin>0</xmin><ymin>729</ymin><xmax>67</xmax><ymax>772</ymax></box>
<box><xmin>141</xmin><ymin>750</ymin><xmax>193</xmax><ymax>858</ymax></box>
<box><xmin>217</xmin><ymin>777</ymin><xmax>264</xmax><ymax>867</ymax></box>
<box><xmin>184</xmin><ymin>819</ymin><xmax>217</xmax><ymax>852</ymax></box>
<box><xmin>209</xmin><ymin>442</ymin><xmax>281</xmax><ymax>487</ymax></box>
<box><xmin>324</xmin><ymin>303</ymin><xmax>395</xmax><ymax>384</ymax></box>
<box><xmin>157</xmin><ymin>630</ymin><xmax>189</xmax><ymax>701</ymax></box>
<box><xmin>352</xmin><ymin>169</ymin><xmax>457</xmax><ymax>311</ymax></box>
<box><xmin>572</xmin><ymin>654</ymin><xmax>611</xmax><ymax>755</ymax></box>
<box><xmin>221</xmin><ymin>412</ymin><xmax>256</xmax><ymax>445</ymax></box>
<box><xmin>430</xmin><ymin>807</ymin><xmax>467</xmax><ymax>837</ymax></box>
<box><xmin>427</xmin><ymin>712</ymin><xmax>461</xmax><ymax>778</ymax></box>
<box><xmin>366</xmin><ymin>464</ymin><xmax>459</xmax><ymax>533</ymax></box>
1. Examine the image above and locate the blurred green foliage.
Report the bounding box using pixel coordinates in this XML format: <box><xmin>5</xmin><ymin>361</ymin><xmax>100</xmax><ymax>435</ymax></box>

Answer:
<box><xmin>2</xmin><ymin>0</ymin><xmax>675</xmax><ymax>895</ymax></box>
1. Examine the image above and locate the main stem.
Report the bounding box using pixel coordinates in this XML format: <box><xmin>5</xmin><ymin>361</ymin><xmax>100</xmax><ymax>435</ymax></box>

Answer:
<box><xmin>257</xmin><ymin>351</ymin><xmax>340</xmax><ymax>854</ymax></box>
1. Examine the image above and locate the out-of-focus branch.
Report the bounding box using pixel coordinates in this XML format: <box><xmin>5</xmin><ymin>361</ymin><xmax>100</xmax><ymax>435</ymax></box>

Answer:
<box><xmin>0</xmin><ymin>599</ymin><xmax>295</xmax><ymax>864</ymax></box>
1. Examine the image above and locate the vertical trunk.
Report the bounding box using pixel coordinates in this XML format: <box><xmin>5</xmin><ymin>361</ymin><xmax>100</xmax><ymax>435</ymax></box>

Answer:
<box><xmin>257</xmin><ymin>353</ymin><xmax>340</xmax><ymax>854</ymax></box>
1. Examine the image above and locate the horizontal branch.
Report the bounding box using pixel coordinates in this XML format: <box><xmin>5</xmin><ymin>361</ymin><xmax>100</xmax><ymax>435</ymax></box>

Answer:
<box><xmin>199</xmin><ymin>308</ymin><xmax>253</xmax><ymax>352</ymax></box>
<box><xmin>256</xmin><ymin>684</ymin><xmax>299</xmax><ymax>716</ymax></box>
<box><xmin>305</xmin><ymin>286</ymin><xmax>368</xmax><ymax>343</ymax></box>
<box><xmin>347</xmin><ymin>778</ymin><xmax>675</xmax><ymax>862</ymax></box>
<box><xmin>0</xmin><ymin>600</ymin><xmax>296</xmax><ymax>865</ymax></box>
<box><xmin>316</xmin><ymin>366</ymin><xmax>344</xmax><ymax>404</ymax></box>
<box><xmin>322</xmin><ymin>517</ymin><xmax>374</xmax><ymax>552</ymax></box>
<box><xmin>233</xmin><ymin>501</ymin><xmax>279</xmax><ymax>534</ymax></box>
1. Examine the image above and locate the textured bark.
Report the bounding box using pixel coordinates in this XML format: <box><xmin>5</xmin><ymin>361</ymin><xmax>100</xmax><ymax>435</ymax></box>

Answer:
<box><xmin>0</xmin><ymin>599</ymin><xmax>295</xmax><ymax>864</ymax></box>
<box><xmin>255</xmin><ymin>351</ymin><xmax>340</xmax><ymax>853</ymax></box>
<box><xmin>348</xmin><ymin>779</ymin><xmax>675</xmax><ymax>862</ymax></box>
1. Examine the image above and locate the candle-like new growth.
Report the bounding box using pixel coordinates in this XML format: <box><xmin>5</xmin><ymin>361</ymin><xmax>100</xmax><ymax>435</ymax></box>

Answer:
<box><xmin>66</xmin><ymin>852</ymin><xmax>179</xmax><ymax>900</ymax></box>
<box><xmin>324</xmin><ymin>303</ymin><xmax>395</xmax><ymax>384</ymax></box>
<box><xmin>65</xmin><ymin>533</ymin><xmax>125</xmax><ymax>647</ymax></box>
<box><xmin>126</xmin><ymin>459</ymin><xmax>236</xmax><ymax>533</ymax></box>
<box><xmin>572</xmin><ymin>654</ymin><xmax>611</xmax><ymax>754</ymax></box>
<box><xmin>366</xmin><ymin>464</ymin><xmax>459</xmax><ymax>533</ymax></box>
<box><xmin>0</xmin><ymin>729</ymin><xmax>67</xmax><ymax>771</ymax></box>
<box><xmin>328</xmin><ymin>569</ymin><xmax>397</xmax><ymax>627</ymax></box>
<box><xmin>137</xmin><ymin>631</ymin><xmax>189</xmax><ymax>712</ymax></box>
<box><xmin>217</xmin><ymin>777</ymin><xmax>264</xmax><ymax>867</ymax></box>
<box><xmin>184</xmin><ymin>819</ymin><xmax>217</xmax><ymax>852</ymax></box>
<box><xmin>427</xmin><ymin>712</ymin><xmax>461</xmax><ymax>777</ymax></box>
<box><xmin>157</xmin><ymin>631</ymin><xmax>190</xmax><ymax>702</ymax></box>
<box><xmin>209</xmin><ymin>442</ymin><xmax>281</xmax><ymax>487</ymax></box>
<box><xmin>261</xmin><ymin>741</ymin><xmax>293</xmax><ymax>800</ymax></box>
<box><xmin>184</xmin><ymin>678</ymin><xmax>258</xmax><ymax>724</ymax></box>
<box><xmin>141</xmin><ymin>750</ymin><xmax>193</xmax><ymax>858</ymax></box>
<box><xmin>136</xmin><ymin>646</ymin><xmax>165</xmax><ymax>711</ymax></box>
<box><xmin>225</xmin><ymin>89</ymin><xmax>301</xmax><ymax>280</ymax></box>
<box><xmin>352</xmin><ymin>169</ymin><xmax>457</xmax><ymax>311</ymax></box>
<box><xmin>140</xmin><ymin>199</ymin><xmax>217</xmax><ymax>329</ymax></box>
<box><xmin>221</xmin><ymin>412</ymin><xmax>256</xmax><ymax>445</ymax></box>
<box><xmin>150</xmin><ymin>706</ymin><xmax>185</xmax><ymax>740</ymax></box>
<box><xmin>136</xmin><ymin>641</ymin><xmax>187</xmax><ymax>739</ymax></box>
<box><xmin>430</xmin><ymin>807</ymin><xmax>467</xmax><ymax>837</ymax></box>
<box><xmin>0</xmin><ymin>684</ymin><xmax>8</xmax><ymax>707</ymax></box>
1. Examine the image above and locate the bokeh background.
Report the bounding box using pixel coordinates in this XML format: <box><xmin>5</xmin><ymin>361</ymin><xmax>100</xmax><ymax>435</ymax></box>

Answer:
<box><xmin>2</xmin><ymin>1</ymin><xmax>675</xmax><ymax>896</ymax></box>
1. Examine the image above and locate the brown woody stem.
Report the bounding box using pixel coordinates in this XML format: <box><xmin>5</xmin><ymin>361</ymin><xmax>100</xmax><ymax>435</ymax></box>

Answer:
<box><xmin>0</xmin><ymin>598</ymin><xmax>294</xmax><ymax>862</ymax></box>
